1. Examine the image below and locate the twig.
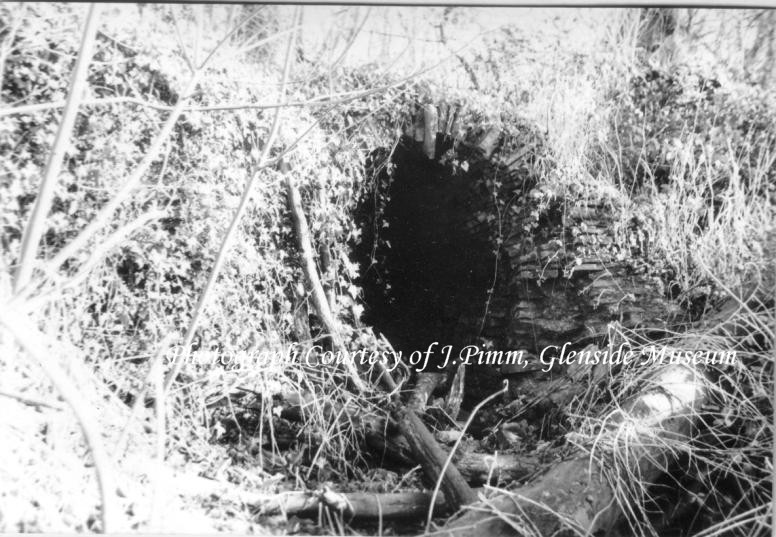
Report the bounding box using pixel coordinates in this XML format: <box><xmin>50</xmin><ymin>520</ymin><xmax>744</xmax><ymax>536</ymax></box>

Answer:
<box><xmin>0</xmin><ymin>389</ymin><xmax>65</xmax><ymax>411</ymax></box>
<box><xmin>46</xmin><ymin>78</ymin><xmax>200</xmax><ymax>275</ymax></box>
<box><xmin>96</xmin><ymin>30</ymin><xmax>137</xmax><ymax>55</ymax></box>
<box><xmin>114</xmin><ymin>334</ymin><xmax>176</xmax><ymax>460</ymax></box>
<box><xmin>328</xmin><ymin>7</ymin><xmax>371</xmax><ymax>72</ymax></box>
<box><xmin>51</xmin><ymin>210</ymin><xmax>166</xmax><ymax>292</ymax></box>
<box><xmin>151</xmin><ymin>343</ymin><xmax>166</xmax><ymax>531</ymax></box>
<box><xmin>9</xmin><ymin>210</ymin><xmax>168</xmax><ymax>312</ymax></box>
<box><xmin>193</xmin><ymin>5</ymin><xmax>203</xmax><ymax>69</ymax></box>
<box><xmin>170</xmin><ymin>7</ymin><xmax>194</xmax><ymax>72</ymax></box>
<box><xmin>0</xmin><ymin>84</ymin><xmax>409</xmax><ymax>118</ymax></box>
<box><xmin>0</xmin><ymin>5</ymin><xmax>25</xmax><ymax>92</ymax></box>
<box><xmin>14</xmin><ymin>4</ymin><xmax>102</xmax><ymax>293</ymax></box>
<box><xmin>228</xmin><ymin>24</ymin><xmax>302</xmax><ymax>59</ymax></box>
<box><xmin>425</xmin><ymin>381</ymin><xmax>507</xmax><ymax>530</ymax></box>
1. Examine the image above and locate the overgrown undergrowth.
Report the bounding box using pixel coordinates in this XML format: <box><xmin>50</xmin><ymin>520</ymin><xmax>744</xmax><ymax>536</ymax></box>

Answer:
<box><xmin>0</xmin><ymin>4</ymin><xmax>773</xmax><ymax>536</ymax></box>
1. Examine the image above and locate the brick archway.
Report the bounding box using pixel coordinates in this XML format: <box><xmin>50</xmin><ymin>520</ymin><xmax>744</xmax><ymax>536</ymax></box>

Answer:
<box><xmin>354</xmin><ymin>101</ymin><xmax>678</xmax><ymax>408</ymax></box>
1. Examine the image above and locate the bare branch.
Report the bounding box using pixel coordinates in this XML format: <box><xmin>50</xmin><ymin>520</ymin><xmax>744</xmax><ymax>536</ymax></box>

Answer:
<box><xmin>14</xmin><ymin>4</ymin><xmax>102</xmax><ymax>293</ymax></box>
<box><xmin>284</xmin><ymin>168</ymin><xmax>367</xmax><ymax>392</ymax></box>
<box><xmin>45</xmin><ymin>73</ymin><xmax>201</xmax><ymax>274</ymax></box>
<box><xmin>0</xmin><ymin>81</ymin><xmax>383</xmax><ymax>118</ymax></box>
<box><xmin>114</xmin><ymin>334</ymin><xmax>176</xmax><ymax>460</ymax></box>
<box><xmin>44</xmin><ymin>7</ymin><xmax>280</xmax><ymax>278</ymax></box>
<box><xmin>170</xmin><ymin>7</ymin><xmax>194</xmax><ymax>72</ymax></box>
<box><xmin>227</xmin><ymin>24</ymin><xmax>301</xmax><ymax>59</ymax></box>
<box><xmin>0</xmin><ymin>389</ymin><xmax>65</xmax><ymax>411</ymax></box>
<box><xmin>328</xmin><ymin>7</ymin><xmax>372</xmax><ymax>71</ymax></box>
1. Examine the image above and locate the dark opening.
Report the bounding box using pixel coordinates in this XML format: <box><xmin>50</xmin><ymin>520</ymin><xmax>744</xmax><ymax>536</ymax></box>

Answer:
<box><xmin>355</xmin><ymin>138</ymin><xmax>496</xmax><ymax>372</ymax></box>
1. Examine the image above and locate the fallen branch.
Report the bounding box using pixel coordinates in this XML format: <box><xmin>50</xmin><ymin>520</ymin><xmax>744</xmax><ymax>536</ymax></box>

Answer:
<box><xmin>361</xmin><ymin>408</ymin><xmax>539</xmax><ymax>488</ymax></box>
<box><xmin>249</xmin><ymin>488</ymin><xmax>452</xmax><ymax>520</ymax></box>
<box><xmin>284</xmin><ymin>172</ymin><xmax>365</xmax><ymax>392</ymax></box>
<box><xmin>438</xmin><ymin>364</ymin><xmax>709</xmax><ymax>537</ymax></box>
<box><xmin>166</xmin><ymin>469</ymin><xmax>457</xmax><ymax>521</ymax></box>
<box><xmin>371</xmin><ymin>422</ymin><xmax>537</xmax><ymax>489</ymax></box>
<box><xmin>442</xmin><ymin>365</ymin><xmax>466</xmax><ymax>420</ymax></box>
<box><xmin>278</xmin><ymin>400</ymin><xmax>539</xmax><ymax>486</ymax></box>
<box><xmin>283</xmin><ymin>167</ymin><xmax>475</xmax><ymax>509</ymax></box>
<box><xmin>426</xmin><ymin>384</ymin><xmax>507</xmax><ymax>529</ymax></box>
<box><xmin>394</xmin><ymin>404</ymin><xmax>479</xmax><ymax>509</ymax></box>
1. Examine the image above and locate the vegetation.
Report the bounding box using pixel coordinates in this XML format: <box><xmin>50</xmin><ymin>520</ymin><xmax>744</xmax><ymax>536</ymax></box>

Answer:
<box><xmin>0</xmin><ymin>5</ymin><xmax>773</xmax><ymax>536</ymax></box>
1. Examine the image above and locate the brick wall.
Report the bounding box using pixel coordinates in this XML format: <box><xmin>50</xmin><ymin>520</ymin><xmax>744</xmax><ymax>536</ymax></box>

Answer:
<box><xmin>359</xmin><ymin>102</ymin><xmax>681</xmax><ymax>392</ymax></box>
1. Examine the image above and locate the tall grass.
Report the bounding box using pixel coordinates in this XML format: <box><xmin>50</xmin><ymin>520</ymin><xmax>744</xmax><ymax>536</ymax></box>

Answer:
<box><xmin>496</xmin><ymin>9</ymin><xmax>775</xmax><ymax>536</ymax></box>
<box><xmin>0</xmin><ymin>5</ymin><xmax>773</xmax><ymax>535</ymax></box>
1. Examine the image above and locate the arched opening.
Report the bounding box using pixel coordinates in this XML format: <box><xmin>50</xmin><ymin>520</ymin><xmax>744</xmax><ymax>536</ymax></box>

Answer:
<box><xmin>354</xmin><ymin>137</ymin><xmax>498</xmax><ymax>375</ymax></box>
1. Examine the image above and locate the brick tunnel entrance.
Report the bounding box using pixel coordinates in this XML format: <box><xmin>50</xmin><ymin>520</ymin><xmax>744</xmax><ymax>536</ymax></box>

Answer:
<box><xmin>352</xmin><ymin>105</ymin><xmax>678</xmax><ymax>411</ymax></box>
<box><xmin>355</xmin><ymin>137</ymin><xmax>498</xmax><ymax>376</ymax></box>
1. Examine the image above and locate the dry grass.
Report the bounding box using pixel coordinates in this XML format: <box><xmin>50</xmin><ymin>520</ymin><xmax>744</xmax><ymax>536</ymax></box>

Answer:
<box><xmin>476</xmin><ymin>9</ymin><xmax>775</xmax><ymax>537</ymax></box>
<box><xmin>558</xmin><ymin>296</ymin><xmax>774</xmax><ymax>537</ymax></box>
<box><xmin>0</xmin><ymin>5</ymin><xmax>773</xmax><ymax>536</ymax></box>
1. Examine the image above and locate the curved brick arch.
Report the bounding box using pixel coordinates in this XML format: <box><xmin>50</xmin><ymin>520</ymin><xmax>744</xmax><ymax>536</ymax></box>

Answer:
<box><xmin>356</xmin><ymin>100</ymin><xmax>680</xmax><ymax>402</ymax></box>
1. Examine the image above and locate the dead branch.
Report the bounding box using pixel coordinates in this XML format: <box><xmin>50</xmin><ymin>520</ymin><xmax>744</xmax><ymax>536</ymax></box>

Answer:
<box><xmin>0</xmin><ymin>390</ymin><xmax>65</xmax><ymax>411</ymax></box>
<box><xmin>0</xmin><ymin>82</ymin><xmax>424</xmax><ymax>119</ymax></box>
<box><xmin>476</xmin><ymin>124</ymin><xmax>501</xmax><ymax>159</ymax></box>
<box><xmin>315</xmin><ymin>188</ymin><xmax>336</xmax><ymax>312</ymax></box>
<box><xmin>115</xmin><ymin>335</ymin><xmax>176</xmax><ymax>458</ymax></box>
<box><xmin>284</xmin><ymin>171</ymin><xmax>367</xmax><ymax>392</ymax></box>
<box><xmin>438</xmin><ymin>364</ymin><xmax>709</xmax><ymax>537</ymax></box>
<box><xmin>394</xmin><ymin>404</ymin><xmax>479</xmax><ymax>509</ymax></box>
<box><xmin>442</xmin><ymin>365</ymin><xmax>466</xmax><ymax>420</ymax></box>
<box><xmin>425</xmin><ymin>384</ymin><xmax>507</xmax><ymax>529</ymax></box>
<box><xmin>278</xmin><ymin>398</ymin><xmax>539</xmax><ymax>485</ymax></box>
<box><xmin>18</xmin><ymin>209</ymin><xmax>168</xmax><ymax>302</ymax></box>
<box><xmin>249</xmin><ymin>488</ymin><xmax>452</xmax><ymax>520</ymax></box>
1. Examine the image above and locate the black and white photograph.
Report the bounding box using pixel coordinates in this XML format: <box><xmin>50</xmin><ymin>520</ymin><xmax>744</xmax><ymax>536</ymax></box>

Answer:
<box><xmin>0</xmin><ymin>3</ymin><xmax>774</xmax><ymax>536</ymax></box>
